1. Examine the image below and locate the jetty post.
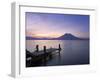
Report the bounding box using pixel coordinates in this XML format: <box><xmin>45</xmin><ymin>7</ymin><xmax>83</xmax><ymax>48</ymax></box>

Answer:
<box><xmin>58</xmin><ymin>44</ymin><xmax>61</xmax><ymax>54</ymax></box>
<box><xmin>59</xmin><ymin>44</ymin><xmax>61</xmax><ymax>50</ymax></box>
<box><xmin>43</xmin><ymin>46</ymin><xmax>46</xmax><ymax>53</ymax></box>
<box><xmin>36</xmin><ymin>45</ymin><xmax>39</xmax><ymax>52</ymax></box>
<box><xmin>43</xmin><ymin>45</ymin><xmax>47</xmax><ymax>65</ymax></box>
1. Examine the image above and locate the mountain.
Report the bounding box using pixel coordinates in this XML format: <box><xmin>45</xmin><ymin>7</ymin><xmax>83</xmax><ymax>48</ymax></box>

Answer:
<box><xmin>56</xmin><ymin>33</ymin><xmax>81</xmax><ymax>40</ymax></box>
<box><xmin>26</xmin><ymin>33</ymin><xmax>89</xmax><ymax>40</ymax></box>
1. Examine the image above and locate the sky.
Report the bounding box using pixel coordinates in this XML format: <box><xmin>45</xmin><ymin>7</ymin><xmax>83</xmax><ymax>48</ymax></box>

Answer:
<box><xmin>26</xmin><ymin>12</ymin><xmax>89</xmax><ymax>38</ymax></box>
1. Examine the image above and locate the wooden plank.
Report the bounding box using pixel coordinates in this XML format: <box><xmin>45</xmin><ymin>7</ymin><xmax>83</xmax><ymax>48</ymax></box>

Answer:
<box><xmin>32</xmin><ymin>48</ymin><xmax>59</xmax><ymax>56</ymax></box>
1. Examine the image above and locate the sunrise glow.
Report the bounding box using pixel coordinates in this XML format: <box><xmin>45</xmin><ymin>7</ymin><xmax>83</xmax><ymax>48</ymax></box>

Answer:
<box><xmin>26</xmin><ymin>12</ymin><xmax>89</xmax><ymax>38</ymax></box>
<box><xmin>32</xmin><ymin>33</ymin><xmax>62</xmax><ymax>38</ymax></box>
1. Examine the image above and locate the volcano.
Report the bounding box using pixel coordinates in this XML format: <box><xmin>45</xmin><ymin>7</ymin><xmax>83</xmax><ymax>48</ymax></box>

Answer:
<box><xmin>56</xmin><ymin>33</ymin><xmax>81</xmax><ymax>40</ymax></box>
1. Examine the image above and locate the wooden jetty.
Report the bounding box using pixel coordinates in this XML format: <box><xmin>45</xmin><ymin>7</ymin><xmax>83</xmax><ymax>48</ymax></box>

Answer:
<box><xmin>26</xmin><ymin>44</ymin><xmax>62</xmax><ymax>66</ymax></box>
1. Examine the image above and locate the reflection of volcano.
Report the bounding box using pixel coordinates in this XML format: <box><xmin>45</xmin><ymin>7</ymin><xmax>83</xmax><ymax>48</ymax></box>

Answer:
<box><xmin>26</xmin><ymin>33</ymin><xmax>89</xmax><ymax>40</ymax></box>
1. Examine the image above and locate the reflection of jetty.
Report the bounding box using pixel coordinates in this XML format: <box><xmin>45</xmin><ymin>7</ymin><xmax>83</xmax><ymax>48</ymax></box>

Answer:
<box><xmin>26</xmin><ymin>44</ymin><xmax>62</xmax><ymax>67</ymax></box>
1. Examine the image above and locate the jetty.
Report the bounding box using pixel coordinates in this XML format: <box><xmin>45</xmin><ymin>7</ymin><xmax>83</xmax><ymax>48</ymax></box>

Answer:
<box><xmin>26</xmin><ymin>44</ymin><xmax>62</xmax><ymax>67</ymax></box>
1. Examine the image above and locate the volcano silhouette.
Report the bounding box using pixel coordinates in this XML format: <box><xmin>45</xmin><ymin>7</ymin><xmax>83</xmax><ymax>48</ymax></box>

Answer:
<box><xmin>57</xmin><ymin>33</ymin><xmax>81</xmax><ymax>40</ymax></box>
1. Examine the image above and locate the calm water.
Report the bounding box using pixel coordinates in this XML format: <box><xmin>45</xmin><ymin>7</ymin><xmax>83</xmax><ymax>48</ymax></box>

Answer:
<box><xmin>26</xmin><ymin>40</ymin><xmax>89</xmax><ymax>67</ymax></box>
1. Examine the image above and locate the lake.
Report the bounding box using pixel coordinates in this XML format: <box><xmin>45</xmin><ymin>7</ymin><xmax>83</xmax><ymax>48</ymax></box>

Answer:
<box><xmin>26</xmin><ymin>40</ymin><xmax>89</xmax><ymax>67</ymax></box>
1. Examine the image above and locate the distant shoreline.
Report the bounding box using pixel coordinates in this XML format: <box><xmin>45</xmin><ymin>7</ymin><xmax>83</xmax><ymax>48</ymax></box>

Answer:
<box><xmin>26</xmin><ymin>33</ymin><xmax>89</xmax><ymax>40</ymax></box>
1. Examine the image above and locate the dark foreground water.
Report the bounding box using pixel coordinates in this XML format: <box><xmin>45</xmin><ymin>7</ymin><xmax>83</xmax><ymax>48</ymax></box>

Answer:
<box><xmin>26</xmin><ymin>40</ymin><xmax>89</xmax><ymax>67</ymax></box>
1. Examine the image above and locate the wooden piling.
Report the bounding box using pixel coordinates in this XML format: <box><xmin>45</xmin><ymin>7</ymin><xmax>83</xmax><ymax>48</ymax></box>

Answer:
<box><xmin>59</xmin><ymin>44</ymin><xmax>61</xmax><ymax>50</ymax></box>
<box><xmin>43</xmin><ymin>46</ymin><xmax>47</xmax><ymax>65</ymax></box>
<box><xmin>58</xmin><ymin>44</ymin><xmax>61</xmax><ymax>54</ymax></box>
<box><xmin>36</xmin><ymin>45</ymin><xmax>39</xmax><ymax>52</ymax></box>
<box><xmin>43</xmin><ymin>46</ymin><xmax>46</xmax><ymax>53</ymax></box>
